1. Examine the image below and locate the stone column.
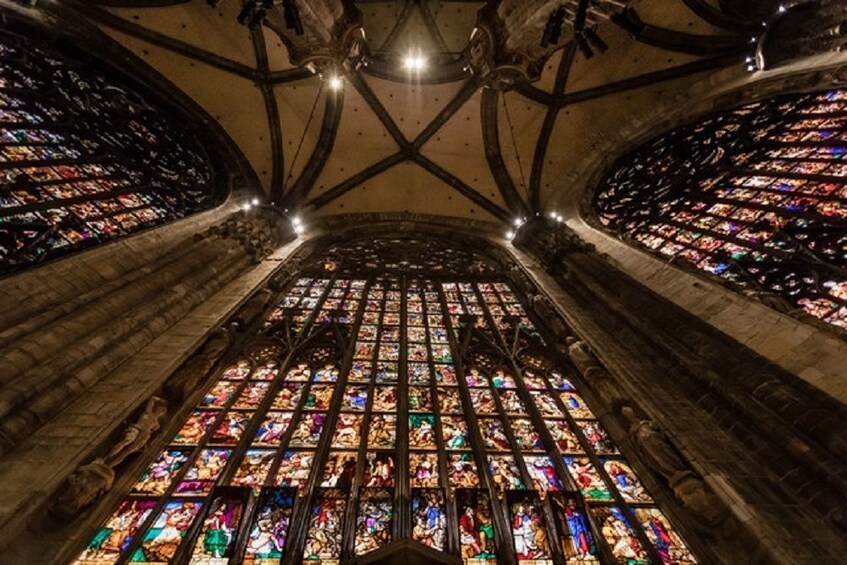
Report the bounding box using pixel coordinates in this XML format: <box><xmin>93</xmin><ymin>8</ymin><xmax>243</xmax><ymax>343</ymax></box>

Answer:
<box><xmin>511</xmin><ymin>218</ymin><xmax>847</xmax><ymax>564</ymax></box>
<box><xmin>0</xmin><ymin>204</ymin><xmax>294</xmax><ymax>454</ymax></box>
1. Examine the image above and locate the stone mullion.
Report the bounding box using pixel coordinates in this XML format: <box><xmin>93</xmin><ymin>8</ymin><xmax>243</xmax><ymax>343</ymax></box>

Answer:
<box><xmin>462</xmin><ymin>286</ymin><xmax>533</xmax><ymax>492</ymax></box>
<box><xmin>281</xmin><ymin>276</ymin><xmax>372</xmax><ymax>565</ymax></box>
<box><xmin>0</xmin><ymin>233</ymin><xmax>231</xmax><ymax>384</ymax></box>
<box><xmin>471</xmin><ymin>284</ymin><xmax>570</xmax><ymax>565</ymax></box>
<box><xmin>437</xmin><ymin>283</ymin><xmax>518</xmax><ymax>565</ymax></box>
<box><xmin>339</xmin><ymin>274</ymin><xmax>382</xmax><ymax>561</ymax></box>
<box><xmin>419</xmin><ymin>282</ymin><xmax>458</xmax><ymax>556</ymax></box>
<box><xmin>396</xmin><ymin>275</ymin><xmax>411</xmax><ymax>540</ymax></box>
<box><xmin>0</xmin><ymin>241</ymin><xmax>253</xmax><ymax>452</ymax></box>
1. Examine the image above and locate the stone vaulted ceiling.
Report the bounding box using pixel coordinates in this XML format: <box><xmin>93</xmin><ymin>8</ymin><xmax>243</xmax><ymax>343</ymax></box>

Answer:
<box><xmin>59</xmin><ymin>0</ymin><xmax>759</xmax><ymax>226</ymax></box>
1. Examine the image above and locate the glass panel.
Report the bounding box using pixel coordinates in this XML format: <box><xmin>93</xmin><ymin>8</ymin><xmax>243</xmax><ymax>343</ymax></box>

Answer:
<box><xmin>411</xmin><ymin>488</ymin><xmax>447</xmax><ymax>551</ymax></box>
<box><xmin>303</xmin><ymin>489</ymin><xmax>347</xmax><ymax>563</ymax></box>
<box><xmin>242</xmin><ymin>488</ymin><xmax>295</xmax><ymax>565</ymax></box>
<box><xmin>507</xmin><ymin>491</ymin><xmax>553</xmax><ymax>563</ymax></box>
<box><xmin>353</xmin><ymin>488</ymin><xmax>393</xmax><ymax>555</ymax></box>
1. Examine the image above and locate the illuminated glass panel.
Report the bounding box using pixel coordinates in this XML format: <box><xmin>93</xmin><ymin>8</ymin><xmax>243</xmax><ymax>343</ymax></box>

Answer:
<box><xmin>0</xmin><ymin>25</ymin><xmax>219</xmax><ymax>274</ymax></box>
<box><xmin>75</xmin><ymin>243</ymin><xmax>700</xmax><ymax>563</ymax></box>
<box><xmin>594</xmin><ymin>89</ymin><xmax>847</xmax><ymax>330</ymax></box>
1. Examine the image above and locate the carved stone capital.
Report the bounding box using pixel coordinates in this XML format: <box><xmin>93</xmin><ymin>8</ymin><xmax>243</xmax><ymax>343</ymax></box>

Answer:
<box><xmin>201</xmin><ymin>207</ymin><xmax>293</xmax><ymax>262</ymax></box>
<box><xmin>469</xmin><ymin>1</ymin><xmax>569</xmax><ymax>90</ymax></box>
<box><xmin>265</xmin><ymin>0</ymin><xmax>365</xmax><ymax>75</ymax></box>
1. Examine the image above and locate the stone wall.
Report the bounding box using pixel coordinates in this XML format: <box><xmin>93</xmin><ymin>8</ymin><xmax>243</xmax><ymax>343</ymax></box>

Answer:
<box><xmin>0</xmin><ymin>203</ymin><xmax>302</xmax><ymax>558</ymax></box>
<box><xmin>509</xmin><ymin>219</ymin><xmax>847</xmax><ymax>563</ymax></box>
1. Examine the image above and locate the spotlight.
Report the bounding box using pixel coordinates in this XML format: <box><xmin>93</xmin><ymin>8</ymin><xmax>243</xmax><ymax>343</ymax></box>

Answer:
<box><xmin>747</xmin><ymin>64</ymin><xmax>756</xmax><ymax>72</ymax></box>
<box><xmin>506</xmin><ymin>231</ymin><xmax>515</xmax><ymax>239</ymax></box>
<box><xmin>576</xmin><ymin>33</ymin><xmax>594</xmax><ymax>59</ymax></box>
<box><xmin>549</xmin><ymin>211</ymin><xmax>557</xmax><ymax>219</ymax></box>
<box><xmin>404</xmin><ymin>55</ymin><xmax>426</xmax><ymax>71</ymax></box>
<box><xmin>513</xmin><ymin>218</ymin><xmax>523</xmax><ymax>227</ymax></box>
<box><xmin>778</xmin><ymin>5</ymin><xmax>786</xmax><ymax>13</ymax></box>
<box><xmin>292</xmin><ymin>216</ymin><xmax>302</xmax><ymax>226</ymax></box>
<box><xmin>251</xmin><ymin>197</ymin><xmax>260</xmax><ymax>206</ymax></box>
<box><xmin>294</xmin><ymin>224</ymin><xmax>305</xmax><ymax>235</ymax></box>
<box><xmin>242</xmin><ymin>203</ymin><xmax>253</xmax><ymax>211</ymax></box>
<box><xmin>541</xmin><ymin>7</ymin><xmax>565</xmax><ymax>48</ymax></box>
<box><xmin>583</xmin><ymin>28</ymin><xmax>608</xmax><ymax>54</ymax></box>
<box><xmin>328</xmin><ymin>76</ymin><xmax>343</xmax><ymax>90</ymax></box>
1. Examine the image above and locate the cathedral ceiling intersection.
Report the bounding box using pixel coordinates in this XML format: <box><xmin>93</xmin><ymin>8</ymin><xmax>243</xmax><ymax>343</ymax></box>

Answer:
<box><xmin>42</xmin><ymin>0</ymin><xmax>759</xmax><ymax>224</ymax></box>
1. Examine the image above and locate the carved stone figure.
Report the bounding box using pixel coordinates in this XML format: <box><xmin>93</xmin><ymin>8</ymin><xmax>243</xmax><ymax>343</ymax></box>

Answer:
<box><xmin>566</xmin><ymin>337</ymin><xmax>597</xmax><ymax>374</ymax></box>
<box><xmin>51</xmin><ymin>459</ymin><xmax>115</xmax><ymax>517</ymax></box>
<box><xmin>164</xmin><ymin>328</ymin><xmax>233</xmax><ymax>403</ymax></box>
<box><xmin>623</xmin><ymin>407</ymin><xmax>689</xmax><ymax>480</ymax></box>
<box><xmin>670</xmin><ymin>473</ymin><xmax>727</xmax><ymax>526</ymax></box>
<box><xmin>584</xmin><ymin>366</ymin><xmax>626</xmax><ymax>409</ymax></box>
<box><xmin>103</xmin><ymin>396</ymin><xmax>168</xmax><ymax>468</ymax></box>
<box><xmin>622</xmin><ymin>407</ymin><xmax>728</xmax><ymax>526</ymax></box>
<box><xmin>232</xmin><ymin>289</ymin><xmax>273</xmax><ymax>330</ymax></box>
<box><xmin>529</xmin><ymin>294</ymin><xmax>565</xmax><ymax>337</ymax></box>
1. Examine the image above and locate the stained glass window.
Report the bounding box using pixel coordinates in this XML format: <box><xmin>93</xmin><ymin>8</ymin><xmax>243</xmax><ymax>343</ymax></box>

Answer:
<box><xmin>593</xmin><ymin>89</ymin><xmax>847</xmax><ymax>330</ymax></box>
<box><xmin>74</xmin><ymin>238</ymin><xmax>699</xmax><ymax>564</ymax></box>
<box><xmin>0</xmin><ymin>23</ymin><xmax>220</xmax><ymax>275</ymax></box>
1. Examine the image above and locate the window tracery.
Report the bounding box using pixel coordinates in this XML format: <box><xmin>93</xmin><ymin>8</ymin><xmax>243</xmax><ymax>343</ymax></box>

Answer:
<box><xmin>74</xmin><ymin>237</ymin><xmax>698</xmax><ymax>564</ymax></box>
<box><xmin>0</xmin><ymin>25</ymin><xmax>220</xmax><ymax>275</ymax></box>
<box><xmin>593</xmin><ymin>88</ymin><xmax>847</xmax><ymax>330</ymax></box>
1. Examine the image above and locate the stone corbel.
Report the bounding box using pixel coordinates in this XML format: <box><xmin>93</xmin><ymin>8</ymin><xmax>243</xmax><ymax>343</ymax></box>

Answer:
<box><xmin>163</xmin><ymin>328</ymin><xmax>233</xmax><ymax>404</ymax></box>
<box><xmin>50</xmin><ymin>396</ymin><xmax>168</xmax><ymax>517</ymax></box>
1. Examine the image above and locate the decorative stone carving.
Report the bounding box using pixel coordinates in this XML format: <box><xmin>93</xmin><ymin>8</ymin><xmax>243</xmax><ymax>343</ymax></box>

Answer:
<box><xmin>741</xmin><ymin>289</ymin><xmax>794</xmax><ymax>314</ymax></box>
<box><xmin>269</xmin><ymin>263</ymin><xmax>300</xmax><ymax>291</ymax></box>
<box><xmin>529</xmin><ymin>294</ymin><xmax>566</xmax><ymax>337</ymax></box>
<box><xmin>50</xmin><ymin>459</ymin><xmax>115</xmax><ymax>518</ymax></box>
<box><xmin>584</xmin><ymin>366</ymin><xmax>626</xmax><ymax>409</ymax></box>
<box><xmin>264</xmin><ymin>0</ymin><xmax>366</xmax><ymax>76</ymax></box>
<box><xmin>164</xmin><ymin>328</ymin><xmax>233</xmax><ymax>403</ymax></box>
<box><xmin>232</xmin><ymin>289</ymin><xmax>273</xmax><ymax>330</ymax></box>
<box><xmin>469</xmin><ymin>1</ymin><xmax>569</xmax><ymax>89</ymax></box>
<box><xmin>201</xmin><ymin>208</ymin><xmax>291</xmax><ymax>262</ymax></box>
<box><xmin>104</xmin><ymin>396</ymin><xmax>168</xmax><ymax>468</ymax></box>
<box><xmin>565</xmin><ymin>336</ymin><xmax>598</xmax><ymax>375</ymax></box>
<box><xmin>622</xmin><ymin>407</ymin><xmax>728</xmax><ymax>526</ymax></box>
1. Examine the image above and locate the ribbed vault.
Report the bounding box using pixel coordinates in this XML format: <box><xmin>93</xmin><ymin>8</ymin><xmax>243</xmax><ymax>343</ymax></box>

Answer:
<box><xmin>51</xmin><ymin>0</ymin><xmax>763</xmax><ymax>224</ymax></box>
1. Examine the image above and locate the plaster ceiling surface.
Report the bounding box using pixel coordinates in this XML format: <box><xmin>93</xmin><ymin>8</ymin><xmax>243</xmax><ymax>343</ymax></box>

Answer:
<box><xmin>60</xmin><ymin>0</ymin><xmax>754</xmax><ymax>226</ymax></box>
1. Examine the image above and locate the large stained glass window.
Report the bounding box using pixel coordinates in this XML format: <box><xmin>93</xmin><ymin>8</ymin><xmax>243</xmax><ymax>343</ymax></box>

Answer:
<box><xmin>593</xmin><ymin>88</ymin><xmax>847</xmax><ymax>330</ymax></box>
<box><xmin>74</xmin><ymin>237</ymin><xmax>698</xmax><ymax>564</ymax></box>
<box><xmin>0</xmin><ymin>22</ymin><xmax>220</xmax><ymax>275</ymax></box>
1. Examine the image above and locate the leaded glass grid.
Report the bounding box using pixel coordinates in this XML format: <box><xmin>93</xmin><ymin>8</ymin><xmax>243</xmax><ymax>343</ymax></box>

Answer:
<box><xmin>593</xmin><ymin>88</ymin><xmax>847</xmax><ymax>330</ymax></box>
<box><xmin>74</xmin><ymin>238</ymin><xmax>698</xmax><ymax>565</ymax></box>
<box><xmin>0</xmin><ymin>23</ymin><xmax>219</xmax><ymax>275</ymax></box>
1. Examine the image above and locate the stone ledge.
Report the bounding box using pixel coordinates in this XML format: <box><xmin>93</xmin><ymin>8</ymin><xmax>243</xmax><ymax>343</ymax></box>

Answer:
<box><xmin>0</xmin><ymin>237</ymin><xmax>302</xmax><ymax>549</ymax></box>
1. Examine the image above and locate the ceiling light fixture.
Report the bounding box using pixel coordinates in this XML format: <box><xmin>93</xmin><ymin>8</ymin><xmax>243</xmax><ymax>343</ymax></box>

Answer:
<box><xmin>404</xmin><ymin>55</ymin><xmax>426</xmax><ymax>71</ymax></box>
<box><xmin>328</xmin><ymin>76</ymin><xmax>343</xmax><ymax>90</ymax></box>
